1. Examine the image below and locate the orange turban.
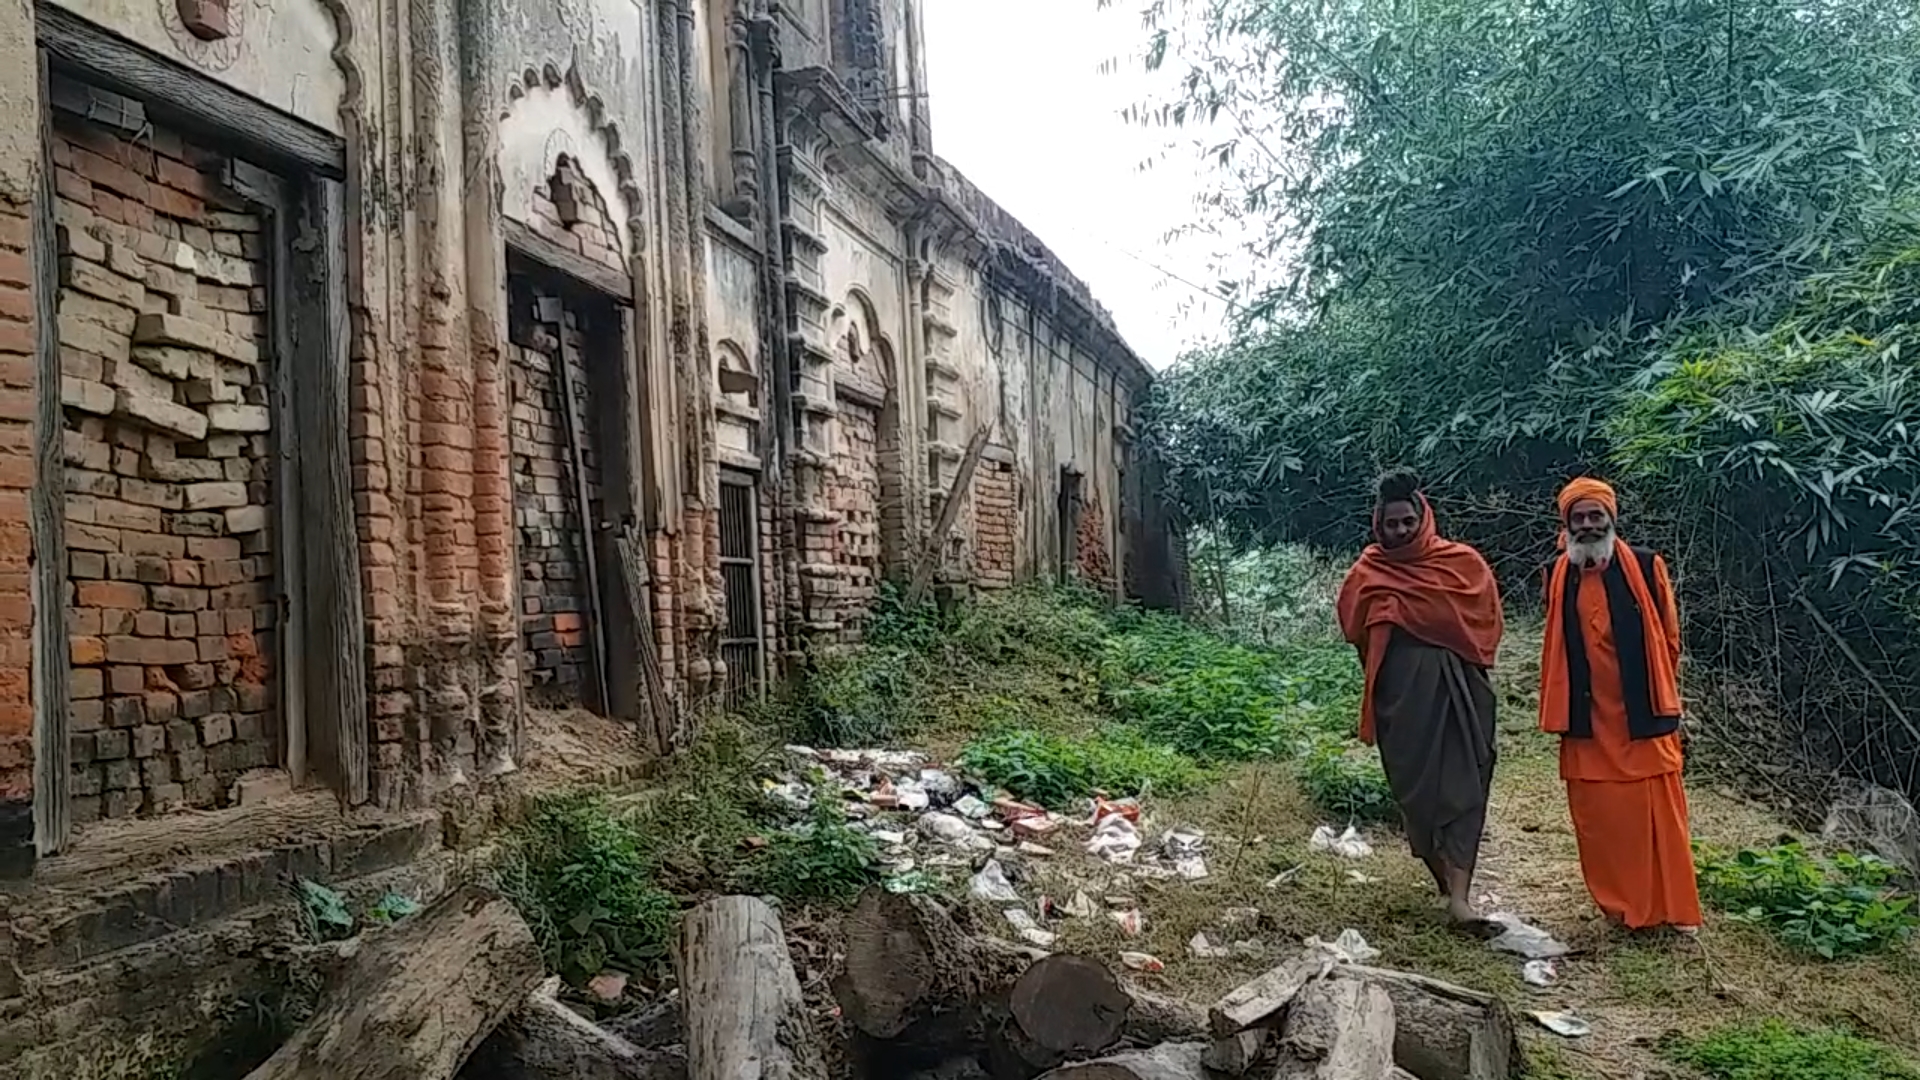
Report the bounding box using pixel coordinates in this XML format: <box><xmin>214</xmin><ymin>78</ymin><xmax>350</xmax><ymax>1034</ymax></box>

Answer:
<box><xmin>1557</xmin><ymin>477</ymin><xmax>1618</xmax><ymax>522</ymax></box>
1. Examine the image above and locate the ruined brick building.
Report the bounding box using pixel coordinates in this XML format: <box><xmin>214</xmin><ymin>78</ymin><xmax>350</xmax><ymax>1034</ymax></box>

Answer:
<box><xmin>0</xmin><ymin>0</ymin><xmax>1187</xmax><ymax>893</ymax></box>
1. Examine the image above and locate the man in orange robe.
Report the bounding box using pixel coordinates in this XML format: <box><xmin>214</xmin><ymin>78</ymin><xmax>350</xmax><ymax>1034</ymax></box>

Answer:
<box><xmin>1339</xmin><ymin>469</ymin><xmax>1504</xmax><ymax>924</ymax></box>
<box><xmin>1539</xmin><ymin>477</ymin><xmax>1703</xmax><ymax>931</ymax></box>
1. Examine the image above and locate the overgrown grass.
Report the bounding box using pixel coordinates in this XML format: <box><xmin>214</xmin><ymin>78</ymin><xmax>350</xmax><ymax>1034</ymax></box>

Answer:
<box><xmin>1662</xmin><ymin>1020</ymin><xmax>1920</xmax><ymax>1080</ymax></box>
<box><xmin>1294</xmin><ymin>735</ymin><xmax>1396</xmax><ymax>825</ymax></box>
<box><xmin>958</xmin><ymin>725</ymin><xmax>1204</xmax><ymax>809</ymax></box>
<box><xmin>746</xmin><ymin>798</ymin><xmax>882</xmax><ymax>906</ymax></box>
<box><xmin>1695</xmin><ymin>841</ymin><xmax>1920</xmax><ymax>959</ymax></box>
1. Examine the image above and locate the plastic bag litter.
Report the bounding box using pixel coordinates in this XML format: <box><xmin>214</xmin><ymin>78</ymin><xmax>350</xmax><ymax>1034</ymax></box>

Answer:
<box><xmin>1822</xmin><ymin>779</ymin><xmax>1920</xmax><ymax>878</ymax></box>
<box><xmin>1061</xmin><ymin>890</ymin><xmax>1097</xmax><ymax>919</ymax></box>
<box><xmin>1304</xmin><ymin>928</ymin><xmax>1379</xmax><ymax>964</ymax></box>
<box><xmin>1189</xmin><ymin>932</ymin><xmax>1232</xmax><ymax>959</ymax></box>
<box><xmin>1485</xmin><ymin>913</ymin><xmax>1570</xmax><ymax>959</ymax></box>
<box><xmin>763</xmin><ymin>780</ymin><xmax>812</xmax><ymax>811</ymax></box>
<box><xmin>1523</xmin><ymin>959</ymin><xmax>1559</xmax><ymax>987</ymax></box>
<box><xmin>920</xmin><ymin>812</ymin><xmax>995</xmax><ymax>851</ymax></box>
<box><xmin>1346</xmin><ymin>870</ymin><xmax>1377</xmax><ymax>884</ymax></box>
<box><xmin>970</xmin><ymin>860</ymin><xmax>1022</xmax><ymax>903</ymax></box>
<box><xmin>1119</xmin><ymin>951</ymin><xmax>1164</xmax><ymax>973</ymax></box>
<box><xmin>1309</xmin><ymin>825</ymin><xmax>1374</xmax><ymax>859</ymax></box>
<box><xmin>1221</xmin><ymin>907</ymin><xmax>1260</xmax><ymax>929</ymax></box>
<box><xmin>919</xmin><ymin>769</ymin><xmax>963</xmax><ymax>804</ymax></box>
<box><xmin>1090</xmin><ymin>797</ymin><xmax>1141</xmax><ymax>824</ymax></box>
<box><xmin>952</xmin><ymin>794</ymin><xmax>991</xmax><ymax>820</ymax></box>
<box><xmin>1108</xmin><ymin>908</ymin><xmax>1144</xmax><ymax>937</ymax></box>
<box><xmin>1265</xmin><ymin>865</ymin><xmax>1304</xmax><ymax>889</ymax></box>
<box><xmin>1087</xmin><ymin>814</ymin><xmax>1143</xmax><ymax>863</ymax></box>
<box><xmin>1163</xmin><ymin>827</ymin><xmax>1210</xmax><ymax>880</ymax></box>
<box><xmin>1530</xmin><ymin>1010</ymin><xmax>1591</xmax><ymax>1038</ymax></box>
<box><xmin>1004</xmin><ymin>908</ymin><xmax>1056</xmax><ymax>948</ymax></box>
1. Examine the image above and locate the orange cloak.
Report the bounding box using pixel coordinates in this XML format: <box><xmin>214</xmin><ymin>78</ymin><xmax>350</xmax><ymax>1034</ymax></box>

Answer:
<box><xmin>1336</xmin><ymin>494</ymin><xmax>1504</xmax><ymax>745</ymax></box>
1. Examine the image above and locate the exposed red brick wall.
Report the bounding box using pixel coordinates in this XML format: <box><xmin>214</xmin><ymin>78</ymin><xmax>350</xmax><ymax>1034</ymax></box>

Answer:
<box><xmin>972</xmin><ymin>459</ymin><xmax>1016</xmax><ymax>589</ymax></box>
<box><xmin>0</xmin><ymin>191</ymin><xmax>35</xmax><ymax>848</ymax></box>
<box><xmin>51</xmin><ymin>114</ymin><xmax>278</xmax><ymax>819</ymax></box>
<box><xmin>828</xmin><ymin>402</ymin><xmax>881</xmax><ymax>640</ymax></box>
<box><xmin>530</xmin><ymin>158</ymin><xmax>624</xmax><ymax>275</ymax></box>
<box><xmin>508</xmin><ymin>295</ymin><xmax>601</xmax><ymax>706</ymax></box>
<box><xmin>1074</xmin><ymin>491</ymin><xmax>1113</xmax><ymax>594</ymax></box>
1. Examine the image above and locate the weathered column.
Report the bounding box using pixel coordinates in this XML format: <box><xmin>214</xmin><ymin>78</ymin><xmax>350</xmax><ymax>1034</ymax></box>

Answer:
<box><xmin>0</xmin><ymin>0</ymin><xmax>51</xmax><ymax>874</ymax></box>
<box><xmin>458</xmin><ymin>0</ymin><xmax>521</xmax><ymax>776</ymax></box>
<box><xmin>721</xmin><ymin>1</ymin><xmax>759</xmax><ymax>220</ymax></box>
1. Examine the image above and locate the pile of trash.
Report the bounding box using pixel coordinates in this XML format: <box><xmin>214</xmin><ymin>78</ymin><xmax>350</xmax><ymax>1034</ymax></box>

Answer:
<box><xmin>771</xmin><ymin>745</ymin><xmax>1223</xmax><ymax>960</ymax></box>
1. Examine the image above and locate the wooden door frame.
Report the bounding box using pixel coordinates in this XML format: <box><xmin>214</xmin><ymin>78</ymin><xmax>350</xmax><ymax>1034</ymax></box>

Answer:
<box><xmin>31</xmin><ymin>11</ymin><xmax>364</xmax><ymax>849</ymax></box>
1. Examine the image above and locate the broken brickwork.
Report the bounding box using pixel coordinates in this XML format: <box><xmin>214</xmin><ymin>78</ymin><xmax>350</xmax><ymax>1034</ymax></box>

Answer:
<box><xmin>828</xmin><ymin>402</ymin><xmax>882</xmax><ymax>641</ymax></box>
<box><xmin>52</xmin><ymin>113</ymin><xmax>278</xmax><ymax>820</ymax></box>
<box><xmin>0</xmin><ymin>191</ymin><xmax>33</xmax><ymax>868</ymax></box>
<box><xmin>508</xmin><ymin>294</ymin><xmax>601</xmax><ymax>707</ymax></box>
<box><xmin>1074</xmin><ymin>493</ymin><xmax>1114</xmax><ymax>594</ymax></box>
<box><xmin>972</xmin><ymin>460</ymin><xmax>1017</xmax><ymax>589</ymax></box>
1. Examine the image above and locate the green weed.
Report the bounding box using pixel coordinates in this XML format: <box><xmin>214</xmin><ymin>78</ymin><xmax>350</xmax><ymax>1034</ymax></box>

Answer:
<box><xmin>958</xmin><ymin>726</ymin><xmax>1202</xmax><ymax>809</ymax></box>
<box><xmin>1695</xmin><ymin>841</ymin><xmax>1919</xmax><ymax>959</ymax></box>
<box><xmin>745</xmin><ymin>797</ymin><xmax>881</xmax><ymax>906</ymax></box>
<box><xmin>496</xmin><ymin>791</ymin><xmax>680</xmax><ymax>983</ymax></box>
<box><xmin>1294</xmin><ymin>736</ymin><xmax>1396</xmax><ymax>825</ymax></box>
<box><xmin>1098</xmin><ymin>613</ymin><xmax>1294</xmax><ymax>760</ymax></box>
<box><xmin>789</xmin><ymin>644</ymin><xmax>924</xmax><ymax>747</ymax></box>
<box><xmin>1663</xmin><ymin>1019</ymin><xmax>1920</xmax><ymax>1080</ymax></box>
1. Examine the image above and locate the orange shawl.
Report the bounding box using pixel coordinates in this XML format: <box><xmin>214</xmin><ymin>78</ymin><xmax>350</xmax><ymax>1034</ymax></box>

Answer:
<box><xmin>1336</xmin><ymin>494</ymin><xmax>1505</xmax><ymax>744</ymax></box>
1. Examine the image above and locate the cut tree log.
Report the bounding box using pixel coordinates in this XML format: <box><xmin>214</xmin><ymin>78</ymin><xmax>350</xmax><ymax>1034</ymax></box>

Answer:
<box><xmin>1115</xmin><ymin>985</ymin><xmax>1208</xmax><ymax>1047</ymax></box>
<box><xmin>1010</xmin><ymin>955</ymin><xmax>1131</xmax><ymax>1055</ymax></box>
<box><xmin>460</xmin><ymin>977</ymin><xmax>688</xmax><ymax>1080</ymax></box>
<box><xmin>601</xmin><ymin>998</ymin><xmax>683</xmax><ymax>1049</ymax></box>
<box><xmin>674</xmin><ymin>896</ymin><xmax>827</xmax><ymax>1080</ymax></box>
<box><xmin>1036</xmin><ymin>1042</ymin><xmax>1212</xmax><ymax>1080</ymax></box>
<box><xmin>1342</xmin><ymin>964</ymin><xmax>1519</xmax><ymax>1080</ymax></box>
<box><xmin>1202</xmin><ymin>1029</ymin><xmax>1270</xmax><ymax>1075</ymax></box>
<box><xmin>832</xmin><ymin>887</ymin><xmax>1030</xmax><ymax>1039</ymax></box>
<box><xmin>1208</xmin><ymin>955</ymin><xmax>1330</xmax><ymax>1037</ymax></box>
<box><xmin>245</xmin><ymin>886</ymin><xmax>545</xmax><ymax>1080</ymax></box>
<box><xmin>1274</xmin><ymin>976</ymin><xmax>1396</xmax><ymax>1080</ymax></box>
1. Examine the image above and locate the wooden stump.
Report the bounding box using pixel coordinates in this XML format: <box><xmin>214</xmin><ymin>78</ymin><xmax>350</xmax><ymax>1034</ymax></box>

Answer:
<box><xmin>1342</xmin><ymin>965</ymin><xmax>1519</xmax><ymax>1080</ymax></box>
<box><xmin>1274</xmin><ymin>976</ymin><xmax>1396</xmax><ymax>1080</ymax></box>
<box><xmin>1010</xmin><ymin>955</ymin><xmax>1131</xmax><ymax>1056</ymax></box>
<box><xmin>245</xmin><ymin>886</ymin><xmax>545</xmax><ymax>1080</ymax></box>
<box><xmin>831</xmin><ymin>888</ymin><xmax>1028</xmax><ymax>1039</ymax></box>
<box><xmin>674</xmin><ymin>896</ymin><xmax>827</xmax><ymax>1080</ymax></box>
<box><xmin>461</xmin><ymin>977</ymin><xmax>688</xmax><ymax>1080</ymax></box>
<box><xmin>1035</xmin><ymin>1043</ymin><xmax>1212</xmax><ymax>1080</ymax></box>
<box><xmin>1115</xmin><ymin>986</ymin><xmax>1208</xmax><ymax>1048</ymax></box>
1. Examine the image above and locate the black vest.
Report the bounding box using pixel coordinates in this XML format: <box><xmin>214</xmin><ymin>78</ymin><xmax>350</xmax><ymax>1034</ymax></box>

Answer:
<box><xmin>1557</xmin><ymin>546</ymin><xmax>1681</xmax><ymax>740</ymax></box>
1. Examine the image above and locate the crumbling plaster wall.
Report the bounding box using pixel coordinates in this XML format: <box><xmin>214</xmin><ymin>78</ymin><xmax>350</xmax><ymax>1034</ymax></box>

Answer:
<box><xmin>49</xmin><ymin>0</ymin><xmax>346</xmax><ymax>135</ymax></box>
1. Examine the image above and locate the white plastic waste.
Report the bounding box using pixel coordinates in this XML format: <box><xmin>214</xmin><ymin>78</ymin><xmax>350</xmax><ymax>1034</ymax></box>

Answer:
<box><xmin>1309</xmin><ymin>825</ymin><xmax>1375</xmax><ymax>859</ymax></box>
<box><xmin>1485</xmin><ymin>913</ymin><xmax>1570</xmax><ymax>959</ymax></box>
<box><xmin>1061</xmin><ymin>890</ymin><xmax>1097</xmax><ymax>919</ymax></box>
<box><xmin>1265</xmin><ymin>865</ymin><xmax>1305</xmax><ymax>889</ymax></box>
<box><xmin>952</xmin><ymin>794</ymin><xmax>991</xmax><ymax>820</ymax></box>
<box><xmin>920</xmin><ymin>812</ymin><xmax>996</xmax><ymax>851</ymax></box>
<box><xmin>1522</xmin><ymin>959</ymin><xmax>1559</xmax><ymax>987</ymax></box>
<box><xmin>970</xmin><ymin>860</ymin><xmax>1022</xmax><ymax>903</ymax></box>
<box><xmin>1004</xmin><ymin>908</ymin><xmax>1056</xmax><ymax>948</ymax></box>
<box><xmin>1304</xmin><ymin>927</ymin><xmax>1380</xmax><ymax>964</ymax></box>
<box><xmin>1086</xmin><ymin>813</ymin><xmax>1143</xmax><ymax>863</ymax></box>
<box><xmin>1530</xmin><ymin>1010</ymin><xmax>1591</xmax><ymax>1038</ymax></box>
<box><xmin>1188</xmin><ymin>932</ymin><xmax>1232</xmax><ymax>959</ymax></box>
<box><xmin>1163</xmin><ymin>827</ymin><xmax>1210</xmax><ymax>880</ymax></box>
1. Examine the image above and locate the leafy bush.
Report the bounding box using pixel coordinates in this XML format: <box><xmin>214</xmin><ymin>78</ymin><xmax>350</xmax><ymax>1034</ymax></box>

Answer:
<box><xmin>948</xmin><ymin>584</ymin><xmax>1113</xmax><ymax>664</ymax></box>
<box><xmin>1663</xmin><ymin>1019</ymin><xmax>1920</xmax><ymax>1080</ymax></box>
<box><xmin>959</xmin><ymin>726</ymin><xmax>1202</xmax><ymax>809</ymax></box>
<box><xmin>789</xmin><ymin>644</ymin><xmax>923</xmax><ymax>747</ymax></box>
<box><xmin>1294</xmin><ymin>737</ymin><xmax>1397</xmax><ymax>825</ymax></box>
<box><xmin>1695</xmin><ymin>841</ymin><xmax>1919</xmax><ymax>958</ymax></box>
<box><xmin>496</xmin><ymin>791</ymin><xmax>679</xmax><ymax>983</ymax></box>
<box><xmin>746</xmin><ymin>798</ymin><xmax>881</xmax><ymax>907</ymax></box>
<box><xmin>1099</xmin><ymin>614</ymin><xmax>1292</xmax><ymax>760</ymax></box>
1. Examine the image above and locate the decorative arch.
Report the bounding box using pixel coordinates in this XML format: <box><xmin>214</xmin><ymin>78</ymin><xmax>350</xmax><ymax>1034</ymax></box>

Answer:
<box><xmin>829</xmin><ymin>290</ymin><xmax>893</xmax><ymax>394</ymax></box>
<box><xmin>714</xmin><ymin>339</ymin><xmax>758</xmax><ymax>406</ymax></box>
<box><xmin>499</xmin><ymin>63</ymin><xmax>644</xmax><ymax>260</ymax></box>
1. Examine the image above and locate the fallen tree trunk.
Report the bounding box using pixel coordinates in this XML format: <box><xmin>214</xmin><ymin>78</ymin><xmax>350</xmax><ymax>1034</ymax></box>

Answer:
<box><xmin>1208</xmin><ymin>956</ymin><xmax>1329</xmax><ymax>1037</ymax></box>
<box><xmin>461</xmin><ymin>977</ymin><xmax>687</xmax><ymax>1080</ymax></box>
<box><xmin>1010</xmin><ymin>955</ymin><xmax>1131</xmax><ymax>1056</ymax></box>
<box><xmin>1036</xmin><ymin>1043</ymin><xmax>1211</xmax><ymax>1080</ymax></box>
<box><xmin>674</xmin><ymin>895</ymin><xmax>828</xmax><ymax>1080</ymax></box>
<box><xmin>246</xmin><ymin>886</ymin><xmax>545</xmax><ymax>1080</ymax></box>
<box><xmin>1342</xmin><ymin>965</ymin><xmax>1519</xmax><ymax>1080</ymax></box>
<box><xmin>1275</xmin><ymin>976</ymin><xmax>1396</xmax><ymax>1080</ymax></box>
<box><xmin>1115</xmin><ymin>986</ymin><xmax>1207</xmax><ymax>1047</ymax></box>
<box><xmin>833</xmin><ymin>888</ymin><xmax>1031</xmax><ymax>1039</ymax></box>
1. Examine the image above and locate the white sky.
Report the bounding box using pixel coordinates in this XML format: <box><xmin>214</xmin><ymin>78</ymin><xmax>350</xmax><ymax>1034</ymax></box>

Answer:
<box><xmin>921</xmin><ymin>0</ymin><xmax>1233</xmax><ymax>369</ymax></box>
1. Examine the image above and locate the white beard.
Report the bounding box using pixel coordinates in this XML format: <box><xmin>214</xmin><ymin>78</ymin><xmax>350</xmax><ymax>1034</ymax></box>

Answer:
<box><xmin>1566</xmin><ymin>526</ymin><xmax>1617</xmax><ymax>569</ymax></box>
